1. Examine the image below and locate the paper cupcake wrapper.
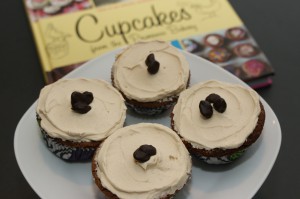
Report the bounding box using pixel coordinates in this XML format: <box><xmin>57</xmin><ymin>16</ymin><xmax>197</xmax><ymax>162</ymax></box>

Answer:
<box><xmin>36</xmin><ymin>114</ymin><xmax>96</xmax><ymax>161</ymax></box>
<box><xmin>193</xmin><ymin>149</ymin><xmax>246</xmax><ymax>164</ymax></box>
<box><xmin>40</xmin><ymin>128</ymin><xmax>96</xmax><ymax>161</ymax></box>
<box><xmin>125</xmin><ymin>102</ymin><xmax>174</xmax><ymax>116</ymax></box>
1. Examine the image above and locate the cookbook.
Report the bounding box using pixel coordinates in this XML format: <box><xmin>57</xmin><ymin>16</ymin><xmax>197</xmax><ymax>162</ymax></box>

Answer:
<box><xmin>23</xmin><ymin>0</ymin><xmax>274</xmax><ymax>88</ymax></box>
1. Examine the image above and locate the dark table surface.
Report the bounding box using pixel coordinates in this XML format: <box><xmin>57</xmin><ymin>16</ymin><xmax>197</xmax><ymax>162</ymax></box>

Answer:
<box><xmin>1</xmin><ymin>0</ymin><xmax>299</xmax><ymax>198</ymax></box>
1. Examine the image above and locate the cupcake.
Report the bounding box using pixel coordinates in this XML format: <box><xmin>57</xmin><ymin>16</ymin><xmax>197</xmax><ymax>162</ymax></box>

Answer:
<box><xmin>203</xmin><ymin>34</ymin><xmax>224</xmax><ymax>48</ymax></box>
<box><xmin>92</xmin><ymin>123</ymin><xmax>192</xmax><ymax>199</ymax></box>
<box><xmin>222</xmin><ymin>64</ymin><xmax>246</xmax><ymax>79</ymax></box>
<box><xmin>171</xmin><ymin>80</ymin><xmax>265</xmax><ymax>164</ymax></box>
<box><xmin>112</xmin><ymin>40</ymin><xmax>190</xmax><ymax>115</ymax></box>
<box><xmin>242</xmin><ymin>59</ymin><xmax>267</xmax><ymax>79</ymax></box>
<box><xmin>233</xmin><ymin>43</ymin><xmax>259</xmax><ymax>58</ymax></box>
<box><xmin>181</xmin><ymin>39</ymin><xmax>203</xmax><ymax>54</ymax></box>
<box><xmin>207</xmin><ymin>48</ymin><xmax>232</xmax><ymax>63</ymax></box>
<box><xmin>36</xmin><ymin>78</ymin><xmax>127</xmax><ymax>161</ymax></box>
<box><xmin>225</xmin><ymin>27</ymin><xmax>247</xmax><ymax>41</ymax></box>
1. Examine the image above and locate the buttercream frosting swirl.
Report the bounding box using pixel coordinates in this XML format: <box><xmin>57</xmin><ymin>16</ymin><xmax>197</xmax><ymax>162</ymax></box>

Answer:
<box><xmin>95</xmin><ymin>123</ymin><xmax>191</xmax><ymax>199</ymax></box>
<box><xmin>173</xmin><ymin>80</ymin><xmax>261</xmax><ymax>150</ymax></box>
<box><xmin>112</xmin><ymin>40</ymin><xmax>190</xmax><ymax>102</ymax></box>
<box><xmin>37</xmin><ymin>78</ymin><xmax>126</xmax><ymax>142</ymax></box>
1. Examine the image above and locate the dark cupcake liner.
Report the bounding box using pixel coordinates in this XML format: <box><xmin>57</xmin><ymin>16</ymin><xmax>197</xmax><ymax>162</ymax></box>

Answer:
<box><xmin>111</xmin><ymin>71</ymin><xmax>191</xmax><ymax>116</ymax></box>
<box><xmin>36</xmin><ymin>114</ymin><xmax>98</xmax><ymax>162</ymax></box>
<box><xmin>192</xmin><ymin>149</ymin><xmax>246</xmax><ymax>164</ymax></box>
<box><xmin>40</xmin><ymin>128</ymin><xmax>96</xmax><ymax>161</ymax></box>
<box><xmin>125</xmin><ymin>101</ymin><xmax>174</xmax><ymax>116</ymax></box>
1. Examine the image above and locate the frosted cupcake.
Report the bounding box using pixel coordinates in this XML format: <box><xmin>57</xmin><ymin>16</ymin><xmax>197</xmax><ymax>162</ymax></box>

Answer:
<box><xmin>36</xmin><ymin>78</ymin><xmax>127</xmax><ymax>161</ymax></box>
<box><xmin>92</xmin><ymin>123</ymin><xmax>192</xmax><ymax>199</ymax></box>
<box><xmin>171</xmin><ymin>80</ymin><xmax>265</xmax><ymax>164</ymax></box>
<box><xmin>112</xmin><ymin>40</ymin><xmax>190</xmax><ymax>115</ymax></box>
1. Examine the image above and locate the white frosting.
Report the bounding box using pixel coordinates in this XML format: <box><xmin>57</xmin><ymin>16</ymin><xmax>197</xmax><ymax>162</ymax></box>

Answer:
<box><xmin>95</xmin><ymin>123</ymin><xmax>192</xmax><ymax>199</ymax></box>
<box><xmin>37</xmin><ymin>78</ymin><xmax>127</xmax><ymax>142</ymax></box>
<box><xmin>173</xmin><ymin>80</ymin><xmax>261</xmax><ymax>150</ymax></box>
<box><xmin>50</xmin><ymin>0</ymin><xmax>72</xmax><ymax>7</ymax></box>
<box><xmin>112</xmin><ymin>40</ymin><xmax>190</xmax><ymax>102</ymax></box>
<box><xmin>231</xmin><ymin>29</ymin><xmax>243</xmax><ymax>37</ymax></box>
<box><xmin>43</xmin><ymin>5</ymin><xmax>61</xmax><ymax>14</ymax></box>
<box><xmin>206</xmin><ymin>35</ymin><xmax>219</xmax><ymax>46</ymax></box>
<box><xmin>26</xmin><ymin>0</ymin><xmax>49</xmax><ymax>10</ymax></box>
<box><xmin>240</xmin><ymin>45</ymin><xmax>254</xmax><ymax>54</ymax></box>
<box><xmin>138</xmin><ymin>154</ymin><xmax>159</xmax><ymax>170</ymax></box>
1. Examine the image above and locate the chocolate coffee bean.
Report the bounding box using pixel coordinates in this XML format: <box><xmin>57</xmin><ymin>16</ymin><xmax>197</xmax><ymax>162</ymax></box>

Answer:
<box><xmin>82</xmin><ymin>91</ymin><xmax>93</xmax><ymax>104</ymax></box>
<box><xmin>140</xmin><ymin>144</ymin><xmax>156</xmax><ymax>156</ymax></box>
<box><xmin>205</xmin><ymin>93</ymin><xmax>221</xmax><ymax>104</ymax></box>
<box><xmin>213</xmin><ymin>98</ymin><xmax>227</xmax><ymax>113</ymax></box>
<box><xmin>147</xmin><ymin>61</ymin><xmax>160</xmax><ymax>74</ymax></box>
<box><xmin>71</xmin><ymin>91</ymin><xmax>81</xmax><ymax>106</ymax></box>
<box><xmin>145</xmin><ymin>53</ymin><xmax>155</xmax><ymax>66</ymax></box>
<box><xmin>133</xmin><ymin>144</ymin><xmax>157</xmax><ymax>163</ymax></box>
<box><xmin>71</xmin><ymin>91</ymin><xmax>93</xmax><ymax>106</ymax></box>
<box><xmin>72</xmin><ymin>102</ymin><xmax>91</xmax><ymax>114</ymax></box>
<box><xmin>145</xmin><ymin>53</ymin><xmax>160</xmax><ymax>74</ymax></box>
<box><xmin>71</xmin><ymin>91</ymin><xmax>93</xmax><ymax>114</ymax></box>
<box><xmin>200</xmin><ymin>94</ymin><xmax>227</xmax><ymax>119</ymax></box>
<box><xmin>199</xmin><ymin>100</ymin><xmax>213</xmax><ymax>119</ymax></box>
<box><xmin>133</xmin><ymin>150</ymin><xmax>150</xmax><ymax>163</ymax></box>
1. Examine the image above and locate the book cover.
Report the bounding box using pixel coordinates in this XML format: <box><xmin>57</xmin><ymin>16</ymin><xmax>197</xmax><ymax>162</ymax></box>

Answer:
<box><xmin>23</xmin><ymin>0</ymin><xmax>274</xmax><ymax>87</ymax></box>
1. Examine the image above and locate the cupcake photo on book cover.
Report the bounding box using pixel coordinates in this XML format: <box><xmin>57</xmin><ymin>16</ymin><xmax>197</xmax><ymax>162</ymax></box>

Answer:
<box><xmin>180</xmin><ymin>26</ymin><xmax>274</xmax><ymax>89</ymax></box>
<box><xmin>111</xmin><ymin>40</ymin><xmax>190</xmax><ymax>115</ymax></box>
<box><xmin>24</xmin><ymin>0</ymin><xmax>93</xmax><ymax>21</ymax></box>
<box><xmin>171</xmin><ymin>80</ymin><xmax>265</xmax><ymax>164</ymax></box>
<box><xmin>92</xmin><ymin>123</ymin><xmax>192</xmax><ymax>199</ymax></box>
<box><xmin>36</xmin><ymin>78</ymin><xmax>127</xmax><ymax>161</ymax></box>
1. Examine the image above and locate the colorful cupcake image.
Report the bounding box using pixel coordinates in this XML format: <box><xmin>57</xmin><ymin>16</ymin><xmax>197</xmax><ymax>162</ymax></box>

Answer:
<box><xmin>233</xmin><ymin>43</ymin><xmax>259</xmax><ymax>58</ymax></box>
<box><xmin>222</xmin><ymin>64</ymin><xmax>246</xmax><ymax>78</ymax></box>
<box><xmin>182</xmin><ymin>39</ymin><xmax>204</xmax><ymax>54</ymax></box>
<box><xmin>50</xmin><ymin>0</ymin><xmax>73</xmax><ymax>7</ymax></box>
<box><xmin>203</xmin><ymin>34</ymin><xmax>224</xmax><ymax>48</ymax></box>
<box><xmin>26</xmin><ymin>0</ymin><xmax>50</xmax><ymax>10</ymax></box>
<box><xmin>242</xmin><ymin>59</ymin><xmax>268</xmax><ymax>79</ymax></box>
<box><xmin>25</xmin><ymin>0</ymin><xmax>92</xmax><ymax>21</ymax></box>
<box><xmin>180</xmin><ymin>26</ymin><xmax>274</xmax><ymax>88</ymax></box>
<box><xmin>207</xmin><ymin>48</ymin><xmax>232</xmax><ymax>63</ymax></box>
<box><xmin>225</xmin><ymin>27</ymin><xmax>248</xmax><ymax>41</ymax></box>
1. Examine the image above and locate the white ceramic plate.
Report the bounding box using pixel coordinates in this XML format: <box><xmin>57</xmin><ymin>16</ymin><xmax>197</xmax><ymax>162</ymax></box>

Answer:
<box><xmin>14</xmin><ymin>49</ymin><xmax>281</xmax><ymax>199</ymax></box>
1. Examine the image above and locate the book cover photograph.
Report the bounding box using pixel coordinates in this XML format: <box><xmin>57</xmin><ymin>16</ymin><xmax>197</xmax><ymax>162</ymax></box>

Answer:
<box><xmin>23</xmin><ymin>0</ymin><xmax>274</xmax><ymax>88</ymax></box>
